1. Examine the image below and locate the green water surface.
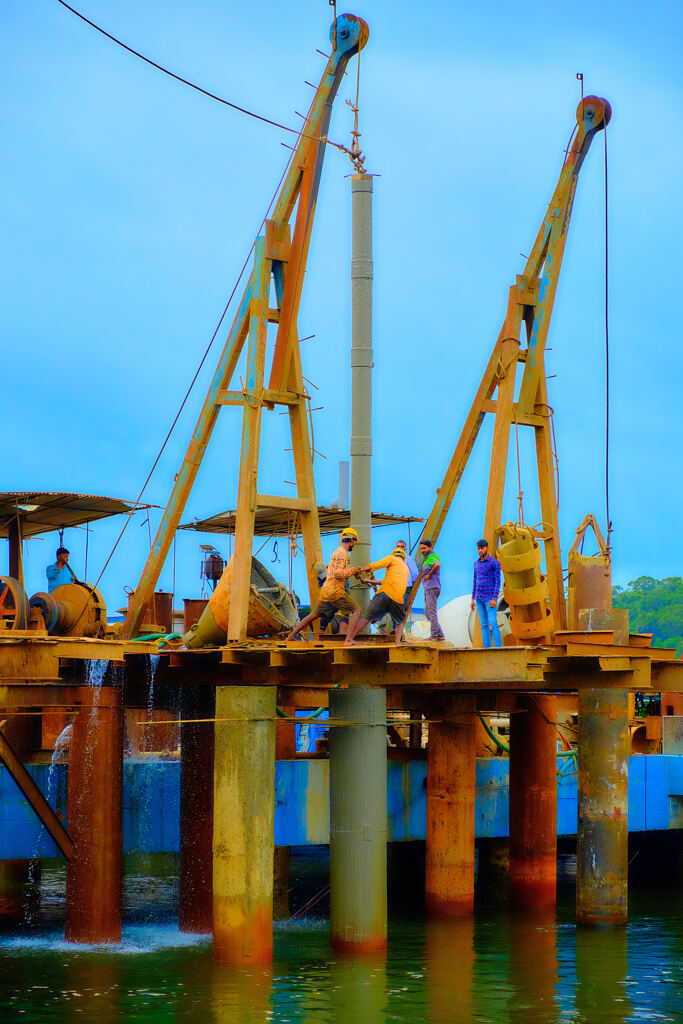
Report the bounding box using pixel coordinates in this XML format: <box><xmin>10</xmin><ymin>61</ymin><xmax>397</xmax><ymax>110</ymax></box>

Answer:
<box><xmin>1</xmin><ymin>874</ymin><xmax>683</xmax><ymax>1022</ymax></box>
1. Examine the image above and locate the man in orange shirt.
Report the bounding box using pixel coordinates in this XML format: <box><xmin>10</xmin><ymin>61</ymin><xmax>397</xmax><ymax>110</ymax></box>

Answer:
<box><xmin>286</xmin><ymin>528</ymin><xmax>361</xmax><ymax>641</ymax></box>
<box><xmin>344</xmin><ymin>547</ymin><xmax>409</xmax><ymax>646</ymax></box>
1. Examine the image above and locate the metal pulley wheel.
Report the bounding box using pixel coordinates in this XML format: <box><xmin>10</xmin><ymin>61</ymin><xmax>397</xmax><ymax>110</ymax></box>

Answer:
<box><xmin>0</xmin><ymin>576</ymin><xmax>29</xmax><ymax>630</ymax></box>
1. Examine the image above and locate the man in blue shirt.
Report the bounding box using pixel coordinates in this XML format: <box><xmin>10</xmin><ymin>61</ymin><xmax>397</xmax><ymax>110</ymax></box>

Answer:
<box><xmin>395</xmin><ymin>539</ymin><xmax>418</xmax><ymax>610</ymax></box>
<box><xmin>471</xmin><ymin>538</ymin><xmax>502</xmax><ymax>648</ymax></box>
<box><xmin>46</xmin><ymin>546</ymin><xmax>75</xmax><ymax>593</ymax></box>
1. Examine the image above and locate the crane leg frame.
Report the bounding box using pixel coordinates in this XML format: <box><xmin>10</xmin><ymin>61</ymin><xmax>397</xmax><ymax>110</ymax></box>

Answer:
<box><xmin>408</xmin><ymin>96</ymin><xmax>612</xmax><ymax>631</ymax></box>
<box><xmin>121</xmin><ymin>15</ymin><xmax>369</xmax><ymax>640</ymax></box>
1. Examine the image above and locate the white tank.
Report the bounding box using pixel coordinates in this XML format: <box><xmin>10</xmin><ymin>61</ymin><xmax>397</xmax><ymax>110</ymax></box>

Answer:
<box><xmin>409</xmin><ymin>593</ymin><xmax>510</xmax><ymax>647</ymax></box>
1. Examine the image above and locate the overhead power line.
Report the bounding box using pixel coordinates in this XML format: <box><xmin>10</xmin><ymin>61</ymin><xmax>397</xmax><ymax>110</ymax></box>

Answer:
<box><xmin>54</xmin><ymin>0</ymin><xmax>350</xmax><ymax>154</ymax></box>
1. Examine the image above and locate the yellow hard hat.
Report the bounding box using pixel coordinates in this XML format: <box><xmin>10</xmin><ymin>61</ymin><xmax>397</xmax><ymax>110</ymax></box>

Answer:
<box><xmin>392</xmin><ymin>547</ymin><xmax>406</xmax><ymax>559</ymax></box>
<box><xmin>341</xmin><ymin>527</ymin><xmax>359</xmax><ymax>541</ymax></box>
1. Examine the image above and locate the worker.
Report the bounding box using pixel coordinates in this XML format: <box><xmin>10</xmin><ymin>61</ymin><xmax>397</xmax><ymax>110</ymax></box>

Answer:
<box><xmin>46</xmin><ymin>546</ymin><xmax>75</xmax><ymax>593</ymax></box>
<box><xmin>344</xmin><ymin>547</ymin><xmax>409</xmax><ymax>646</ymax></box>
<box><xmin>419</xmin><ymin>538</ymin><xmax>445</xmax><ymax>641</ymax></box>
<box><xmin>286</xmin><ymin>528</ymin><xmax>361</xmax><ymax>641</ymax></box>
<box><xmin>471</xmin><ymin>538</ymin><xmax>502</xmax><ymax>648</ymax></box>
<box><xmin>395</xmin><ymin>539</ymin><xmax>419</xmax><ymax>610</ymax></box>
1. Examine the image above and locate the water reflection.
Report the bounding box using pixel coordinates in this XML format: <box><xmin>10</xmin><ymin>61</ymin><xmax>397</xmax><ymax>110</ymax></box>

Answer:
<box><xmin>211</xmin><ymin>960</ymin><xmax>274</xmax><ymax>1024</ymax></box>
<box><xmin>66</xmin><ymin>959</ymin><xmax>120</xmax><ymax>1024</ymax></box>
<box><xmin>326</xmin><ymin>953</ymin><xmax>386</xmax><ymax>1024</ymax></box>
<box><xmin>5</xmin><ymin>894</ymin><xmax>683</xmax><ymax>1022</ymax></box>
<box><xmin>506</xmin><ymin>911</ymin><xmax>558</xmax><ymax>1024</ymax></box>
<box><xmin>574</xmin><ymin>925</ymin><xmax>631</xmax><ymax>1024</ymax></box>
<box><xmin>425</xmin><ymin>917</ymin><xmax>474</xmax><ymax>1023</ymax></box>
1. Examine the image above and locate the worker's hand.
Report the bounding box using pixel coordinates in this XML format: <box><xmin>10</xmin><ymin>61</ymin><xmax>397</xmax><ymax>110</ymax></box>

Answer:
<box><xmin>470</xmin><ymin>599</ymin><xmax>475</xmax><ymax>611</ymax></box>
<box><xmin>489</xmin><ymin>599</ymin><xmax>496</xmax><ymax>609</ymax></box>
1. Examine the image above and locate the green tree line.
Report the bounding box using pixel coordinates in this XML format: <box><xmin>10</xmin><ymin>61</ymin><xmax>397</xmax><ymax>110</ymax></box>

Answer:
<box><xmin>613</xmin><ymin>576</ymin><xmax>683</xmax><ymax>656</ymax></box>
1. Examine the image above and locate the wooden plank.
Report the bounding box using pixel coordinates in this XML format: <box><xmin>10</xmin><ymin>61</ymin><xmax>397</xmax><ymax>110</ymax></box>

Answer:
<box><xmin>565</xmin><ymin>641</ymin><xmax>677</xmax><ymax>661</ymax></box>
<box><xmin>0</xmin><ymin>727</ymin><xmax>74</xmax><ymax>858</ymax></box>
<box><xmin>214</xmin><ymin>390</ymin><xmax>245</xmax><ymax>406</ymax></box>
<box><xmin>0</xmin><ymin>645</ymin><xmax>61</xmax><ymax>681</ymax></box>
<box><xmin>256</xmin><ymin>494</ymin><xmax>314</xmax><ymax>512</ymax></box>
<box><xmin>0</xmin><ymin>685</ymin><xmax>79</xmax><ymax>706</ymax></box>
<box><xmin>262</xmin><ymin>389</ymin><xmax>300</xmax><ymax>406</ymax></box>
<box><xmin>269</xmin><ymin>650</ymin><xmax>333</xmax><ymax>668</ymax></box>
<box><xmin>551</xmin><ymin>630</ymin><xmax>615</xmax><ymax>646</ymax></box>
<box><xmin>651</xmin><ymin>663</ymin><xmax>683</xmax><ymax>691</ymax></box>
<box><xmin>387</xmin><ymin>647</ymin><xmax>436</xmax><ymax>666</ymax></box>
<box><xmin>220</xmin><ymin>648</ymin><xmax>270</xmax><ymax>666</ymax></box>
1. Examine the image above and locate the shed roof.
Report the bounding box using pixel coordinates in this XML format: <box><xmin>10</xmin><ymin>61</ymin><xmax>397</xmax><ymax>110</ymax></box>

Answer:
<box><xmin>180</xmin><ymin>505</ymin><xmax>424</xmax><ymax>538</ymax></box>
<box><xmin>0</xmin><ymin>492</ymin><xmax>151</xmax><ymax>539</ymax></box>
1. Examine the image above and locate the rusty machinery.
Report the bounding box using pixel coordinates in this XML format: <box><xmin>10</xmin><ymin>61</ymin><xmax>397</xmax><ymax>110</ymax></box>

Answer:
<box><xmin>29</xmin><ymin>583</ymin><xmax>107</xmax><ymax>638</ymax></box>
<box><xmin>0</xmin><ymin>576</ymin><xmax>107</xmax><ymax>637</ymax></box>
<box><xmin>121</xmin><ymin>15</ymin><xmax>369</xmax><ymax>641</ymax></box>
<box><xmin>408</xmin><ymin>96</ymin><xmax>612</xmax><ymax>633</ymax></box>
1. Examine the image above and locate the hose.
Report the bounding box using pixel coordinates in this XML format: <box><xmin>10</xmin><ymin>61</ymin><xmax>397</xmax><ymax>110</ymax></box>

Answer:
<box><xmin>478</xmin><ymin>712</ymin><xmax>578</xmax><ymax>760</ymax></box>
<box><xmin>129</xmin><ymin>632</ymin><xmax>183</xmax><ymax>647</ymax></box>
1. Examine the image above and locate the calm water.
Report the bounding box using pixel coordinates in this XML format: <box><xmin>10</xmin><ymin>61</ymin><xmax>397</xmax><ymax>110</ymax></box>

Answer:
<box><xmin>1</xmin><ymin>866</ymin><xmax>683</xmax><ymax>1023</ymax></box>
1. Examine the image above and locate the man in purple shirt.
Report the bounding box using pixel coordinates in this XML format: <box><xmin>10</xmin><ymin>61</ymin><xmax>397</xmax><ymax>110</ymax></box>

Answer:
<box><xmin>470</xmin><ymin>538</ymin><xmax>502</xmax><ymax>648</ymax></box>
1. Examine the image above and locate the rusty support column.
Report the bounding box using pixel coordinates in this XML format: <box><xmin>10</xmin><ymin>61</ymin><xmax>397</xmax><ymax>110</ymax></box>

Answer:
<box><xmin>213</xmin><ymin>686</ymin><xmax>276</xmax><ymax>963</ymax></box>
<box><xmin>0</xmin><ymin>714</ymin><xmax>39</xmax><ymax>921</ymax></box>
<box><xmin>572</xmin><ymin>553</ymin><xmax>629</xmax><ymax>926</ymax></box>
<box><xmin>329</xmin><ymin>685</ymin><xmax>387</xmax><ymax>952</ymax></box>
<box><xmin>577</xmin><ymin>684</ymin><xmax>628</xmax><ymax>925</ymax></box>
<box><xmin>179</xmin><ymin>686</ymin><xmax>215</xmax><ymax>934</ymax></box>
<box><xmin>65</xmin><ymin>675</ymin><xmax>123</xmax><ymax>943</ymax></box>
<box><xmin>425</xmin><ymin>694</ymin><xmax>476</xmax><ymax>916</ymax></box>
<box><xmin>509</xmin><ymin>694</ymin><xmax>557</xmax><ymax>909</ymax></box>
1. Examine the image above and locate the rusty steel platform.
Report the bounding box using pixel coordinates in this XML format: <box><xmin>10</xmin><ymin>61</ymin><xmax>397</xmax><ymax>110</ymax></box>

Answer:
<box><xmin>1</xmin><ymin>632</ymin><xmax>681</xmax><ymax>707</ymax></box>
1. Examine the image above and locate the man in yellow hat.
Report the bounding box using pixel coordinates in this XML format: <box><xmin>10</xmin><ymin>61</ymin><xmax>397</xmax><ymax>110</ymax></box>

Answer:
<box><xmin>344</xmin><ymin>547</ymin><xmax>409</xmax><ymax>646</ymax></box>
<box><xmin>286</xmin><ymin>528</ymin><xmax>361</xmax><ymax>641</ymax></box>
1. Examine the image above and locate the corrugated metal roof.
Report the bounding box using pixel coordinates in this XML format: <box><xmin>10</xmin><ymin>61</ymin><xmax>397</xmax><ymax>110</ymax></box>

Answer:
<box><xmin>180</xmin><ymin>505</ymin><xmax>424</xmax><ymax>538</ymax></box>
<box><xmin>0</xmin><ymin>492</ymin><xmax>151</xmax><ymax>538</ymax></box>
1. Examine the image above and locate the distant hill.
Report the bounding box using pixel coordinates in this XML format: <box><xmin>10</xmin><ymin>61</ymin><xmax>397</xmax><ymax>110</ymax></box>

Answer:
<box><xmin>613</xmin><ymin>577</ymin><xmax>683</xmax><ymax>656</ymax></box>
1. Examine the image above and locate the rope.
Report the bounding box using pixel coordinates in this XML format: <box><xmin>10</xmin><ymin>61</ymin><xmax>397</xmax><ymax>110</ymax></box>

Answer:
<box><xmin>604</xmin><ymin>125</ymin><xmax>612</xmax><ymax>549</ymax></box>
<box><xmin>344</xmin><ymin>48</ymin><xmax>365</xmax><ymax>172</ymax></box>
<box><xmin>54</xmin><ymin>0</ymin><xmax>353</xmax><ymax>157</ymax></box>
<box><xmin>513</xmin><ymin>409</ymin><xmax>524</xmax><ymax>524</ymax></box>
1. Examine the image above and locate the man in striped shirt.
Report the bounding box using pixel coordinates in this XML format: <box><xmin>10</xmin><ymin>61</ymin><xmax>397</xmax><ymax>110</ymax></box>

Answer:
<box><xmin>471</xmin><ymin>538</ymin><xmax>502</xmax><ymax>648</ymax></box>
<box><xmin>286</xmin><ymin>528</ymin><xmax>361</xmax><ymax>641</ymax></box>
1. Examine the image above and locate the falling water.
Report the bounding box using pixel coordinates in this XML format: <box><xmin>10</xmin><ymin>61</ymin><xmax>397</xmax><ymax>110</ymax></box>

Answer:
<box><xmin>84</xmin><ymin>659</ymin><xmax>109</xmax><ymax>690</ymax></box>
<box><xmin>147</xmin><ymin>655</ymin><xmax>160</xmax><ymax>722</ymax></box>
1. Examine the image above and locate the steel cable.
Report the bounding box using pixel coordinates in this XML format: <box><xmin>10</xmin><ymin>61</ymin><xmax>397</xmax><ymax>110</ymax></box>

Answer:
<box><xmin>604</xmin><ymin>126</ymin><xmax>612</xmax><ymax>548</ymax></box>
<box><xmin>54</xmin><ymin>0</ymin><xmax>352</xmax><ymax>156</ymax></box>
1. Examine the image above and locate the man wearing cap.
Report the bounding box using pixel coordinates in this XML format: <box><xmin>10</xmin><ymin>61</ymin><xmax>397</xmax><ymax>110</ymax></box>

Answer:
<box><xmin>286</xmin><ymin>529</ymin><xmax>361</xmax><ymax>641</ymax></box>
<box><xmin>471</xmin><ymin>538</ymin><xmax>502</xmax><ymax>648</ymax></box>
<box><xmin>419</xmin><ymin>538</ymin><xmax>445</xmax><ymax>641</ymax></box>
<box><xmin>344</xmin><ymin>547</ymin><xmax>409</xmax><ymax>646</ymax></box>
<box><xmin>46</xmin><ymin>547</ymin><xmax>76</xmax><ymax>593</ymax></box>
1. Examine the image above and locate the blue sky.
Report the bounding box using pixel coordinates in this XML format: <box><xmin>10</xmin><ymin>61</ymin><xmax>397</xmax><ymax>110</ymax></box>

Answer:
<box><xmin>2</xmin><ymin>0</ymin><xmax>681</xmax><ymax>614</ymax></box>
